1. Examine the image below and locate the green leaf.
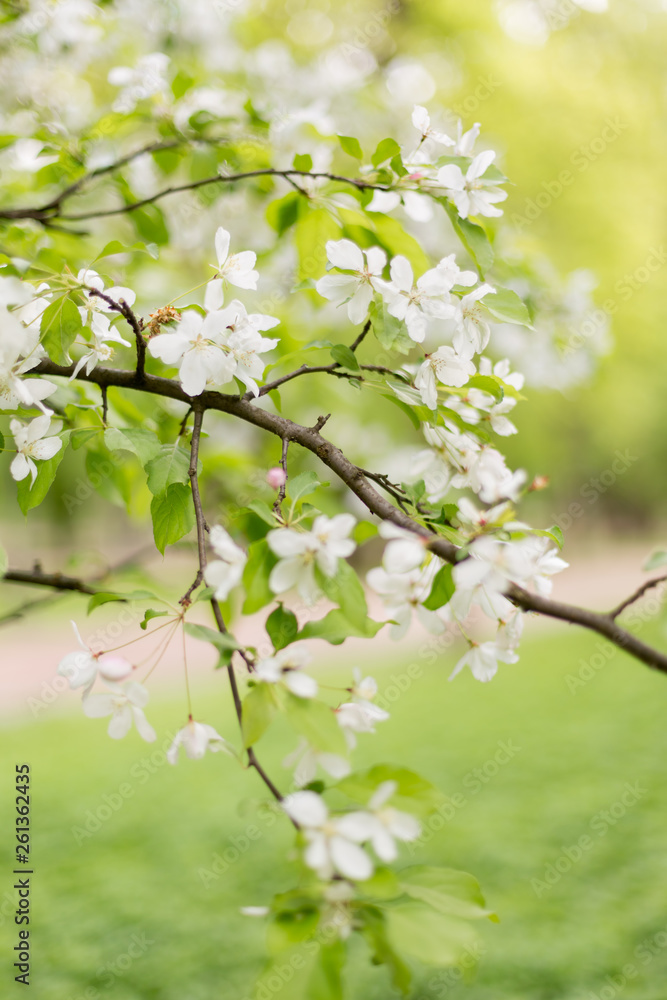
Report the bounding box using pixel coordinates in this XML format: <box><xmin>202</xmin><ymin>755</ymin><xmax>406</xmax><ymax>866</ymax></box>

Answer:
<box><xmin>371</xmin><ymin>213</ymin><xmax>431</xmax><ymax>276</ymax></box>
<box><xmin>369</xmin><ymin>298</ymin><xmax>413</xmax><ymax>355</ymax></box>
<box><xmin>17</xmin><ymin>431</ymin><xmax>70</xmax><ymax>515</ymax></box>
<box><xmin>297</xmin><ymin>608</ymin><xmax>384</xmax><ymax>646</ymax></box>
<box><xmin>266</xmin><ymin>192</ymin><xmax>300</xmax><ymax>236</ymax></box>
<box><xmin>245</xmin><ymin>500</ymin><xmax>277</xmax><ymax>527</ymax></box>
<box><xmin>254</xmin><ymin>941</ymin><xmax>344</xmax><ymax>1000</ymax></box>
<box><xmin>317</xmin><ymin>560</ymin><xmax>369</xmax><ymax>628</ymax></box>
<box><xmin>338</xmin><ymin>135</ymin><xmax>363</xmax><ymax>160</ymax></box>
<box><xmin>183</xmin><ymin>622</ymin><xmax>240</xmax><ymax>653</ymax></box>
<box><xmin>284</xmin><ymin>694</ymin><xmax>347</xmax><ymax>755</ymax></box>
<box><xmin>94</xmin><ymin>240</ymin><xmax>159</xmax><ymax>261</ymax></box>
<box><xmin>360</xmin><ymin>868</ymin><xmax>402</xmax><ymax>901</ymax></box>
<box><xmin>353</xmin><ymin>521</ymin><xmax>378</xmax><ymax>545</ymax></box>
<box><xmin>398</xmin><ymin>866</ymin><xmax>497</xmax><ymax>922</ymax></box>
<box><xmin>104</xmin><ymin>426</ymin><xmax>161</xmax><ymax>465</ymax></box>
<box><xmin>150</xmin><ymin>483</ymin><xmax>195</xmax><ymax>554</ymax></box>
<box><xmin>266</xmin><ymin>604</ymin><xmax>299</xmax><ymax>651</ymax></box>
<box><xmin>484</xmin><ymin>286</ymin><xmax>532</xmax><ymax>327</ymax></box>
<box><xmin>288</xmin><ymin>471</ymin><xmax>325</xmax><ymax>504</ymax></box>
<box><xmin>330</xmin><ymin>344</ymin><xmax>360</xmax><ymax>371</ymax></box>
<box><xmin>144</xmin><ymin>444</ymin><xmax>191</xmax><ymax>495</ymax></box>
<box><xmin>295</xmin><ymin>205</ymin><xmax>342</xmax><ymax>281</ymax></box>
<box><xmin>644</xmin><ymin>551</ymin><xmax>667</xmax><ymax>572</ymax></box>
<box><xmin>85</xmin><ymin>588</ymin><xmax>159</xmax><ymax>615</ymax></box>
<box><xmin>40</xmin><ymin>297</ymin><xmax>82</xmax><ymax>365</ymax></box>
<box><xmin>337</xmin><ymin>765</ymin><xmax>444</xmax><ymax>816</ymax></box>
<box><xmin>423</xmin><ymin>563</ymin><xmax>455</xmax><ymax>611</ymax></box>
<box><xmin>140</xmin><ymin>608</ymin><xmax>170</xmax><ymax>630</ymax></box>
<box><xmin>372</xmin><ymin>137</ymin><xmax>401</xmax><ymax>167</ymax></box>
<box><xmin>267</xmin><ymin>908</ymin><xmax>320</xmax><ymax>955</ymax></box>
<box><xmin>465</xmin><ymin>374</ymin><xmax>504</xmax><ymax>402</ymax></box>
<box><xmin>385</xmin><ymin>902</ymin><xmax>478</xmax><ymax>967</ymax></box>
<box><xmin>130</xmin><ymin>203</ymin><xmax>169</xmax><ymax>245</ymax></box>
<box><xmin>242</xmin><ymin>683</ymin><xmax>278</xmax><ymax>747</ymax></box>
<box><xmin>440</xmin><ymin>200</ymin><xmax>494</xmax><ymax>276</ymax></box>
<box><xmin>546</xmin><ymin>524</ymin><xmax>564</xmax><ymax>550</ymax></box>
<box><xmin>359</xmin><ymin>905</ymin><xmax>412</xmax><ymax>995</ymax></box>
<box><xmin>242</xmin><ymin>539</ymin><xmax>278</xmax><ymax>614</ymax></box>
<box><xmin>381</xmin><ymin>392</ymin><xmax>420</xmax><ymax>431</ymax></box>
<box><xmin>293</xmin><ymin>153</ymin><xmax>313</xmax><ymax>172</ymax></box>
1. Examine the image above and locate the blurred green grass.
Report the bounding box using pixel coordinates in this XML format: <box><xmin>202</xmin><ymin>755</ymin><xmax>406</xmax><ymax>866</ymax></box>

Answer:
<box><xmin>2</xmin><ymin>620</ymin><xmax>667</xmax><ymax>1000</ymax></box>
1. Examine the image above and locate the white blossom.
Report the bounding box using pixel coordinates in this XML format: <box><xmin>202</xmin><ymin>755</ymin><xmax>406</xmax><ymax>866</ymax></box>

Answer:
<box><xmin>108</xmin><ymin>53</ymin><xmax>170</xmax><ymax>113</ymax></box>
<box><xmin>267</xmin><ymin>514</ymin><xmax>356</xmax><ymax>605</ymax></box>
<box><xmin>204</xmin><ymin>525</ymin><xmax>247</xmax><ymax>601</ymax></box>
<box><xmin>82</xmin><ymin>681</ymin><xmax>156</xmax><ymax>741</ymax></box>
<box><xmin>282</xmin><ymin>738</ymin><xmax>350</xmax><ymax>786</ymax></box>
<box><xmin>450</xmin><ymin>641</ymin><xmax>519</xmax><ymax>683</ymax></box>
<box><xmin>254</xmin><ymin>646</ymin><xmax>318</xmax><ymax>699</ymax></box>
<box><xmin>167</xmin><ymin>719</ymin><xmax>235</xmax><ymax>764</ymax></box>
<box><xmin>367</xmin><ymin>561</ymin><xmax>445</xmax><ymax>639</ymax></box>
<box><xmin>206</xmin><ymin>227</ymin><xmax>259</xmax><ymax>307</ymax></box>
<box><xmin>147</xmin><ymin>309</ymin><xmax>236</xmax><ymax>397</ymax></box>
<box><xmin>316</xmin><ymin>240</ymin><xmax>388</xmax><ymax>325</ymax></box>
<box><xmin>57</xmin><ymin>621</ymin><xmax>134</xmax><ymax>692</ymax></box>
<box><xmin>411</xmin><ymin>105</ymin><xmax>455</xmax><ymax>147</ymax></box>
<box><xmin>70</xmin><ymin>320</ymin><xmax>131</xmax><ymax>378</ymax></box>
<box><xmin>10</xmin><ymin>415</ymin><xmax>62</xmax><ymax>486</ymax></box>
<box><xmin>415</xmin><ymin>346</ymin><xmax>476</xmax><ymax>408</ymax></box>
<box><xmin>340</xmin><ymin>781</ymin><xmax>421</xmax><ymax>862</ymax></box>
<box><xmin>281</xmin><ymin>791</ymin><xmax>374</xmax><ymax>881</ymax></box>
<box><xmin>384</xmin><ymin>255</ymin><xmax>457</xmax><ymax>343</ymax></box>
<box><xmin>0</xmin><ymin>307</ymin><xmax>57</xmax><ymax>411</ymax></box>
<box><xmin>336</xmin><ymin>701</ymin><xmax>389</xmax><ymax>750</ymax></box>
<box><xmin>206</xmin><ymin>299</ymin><xmax>280</xmax><ymax>397</ymax></box>
<box><xmin>437</xmin><ymin>150</ymin><xmax>508</xmax><ymax>219</ymax></box>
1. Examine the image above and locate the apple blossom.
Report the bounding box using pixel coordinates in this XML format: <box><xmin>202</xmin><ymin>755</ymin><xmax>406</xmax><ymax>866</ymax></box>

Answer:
<box><xmin>204</xmin><ymin>525</ymin><xmax>248</xmax><ymax>601</ymax></box>
<box><xmin>316</xmin><ymin>240</ymin><xmax>389</xmax><ymax>325</ymax></box>
<box><xmin>449</xmin><ymin>641</ymin><xmax>519</xmax><ymax>683</ymax></box>
<box><xmin>254</xmin><ymin>646</ymin><xmax>318</xmax><ymax>698</ymax></box>
<box><xmin>282</xmin><ymin>738</ymin><xmax>350</xmax><ymax>786</ymax></box>
<box><xmin>437</xmin><ymin>150</ymin><xmax>508</xmax><ymax>219</ymax></box>
<box><xmin>82</xmin><ymin>681</ymin><xmax>156</xmax><ymax>741</ymax></box>
<box><xmin>384</xmin><ymin>255</ymin><xmax>458</xmax><ymax>343</ymax></box>
<box><xmin>342</xmin><ymin>781</ymin><xmax>421</xmax><ymax>862</ymax></box>
<box><xmin>10</xmin><ymin>415</ymin><xmax>62</xmax><ymax>486</ymax></box>
<box><xmin>414</xmin><ymin>346</ymin><xmax>476</xmax><ymax>409</ymax></box>
<box><xmin>206</xmin><ymin>227</ymin><xmax>259</xmax><ymax>309</ymax></box>
<box><xmin>147</xmin><ymin>309</ymin><xmax>236</xmax><ymax>397</ymax></box>
<box><xmin>166</xmin><ymin>719</ymin><xmax>235</xmax><ymax>764</ymax></box>
<box><xmin>281</xmin><ymin>790</ymin><xmax>374</xmax><ymax>881</ymax></box>
<box><xmin>411</xmin><ymin>105</ymin><xmax>455</xmax><ymax>147</ymax></box>
<box><xmin>367</xmin><ymin>560</ymin><xmax>446</xmax><ymax>639</ymax></box>
<box><xmin>267</xmin><ymin>514</ymin><xmax>356</xmax><ymax>604</ymax></box>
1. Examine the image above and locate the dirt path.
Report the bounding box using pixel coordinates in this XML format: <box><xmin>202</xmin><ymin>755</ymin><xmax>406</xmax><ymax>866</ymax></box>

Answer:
<box><xmin>0</xmin><ymin>540</ymin><xmax>662</xmax><ymax>722</ymax></box>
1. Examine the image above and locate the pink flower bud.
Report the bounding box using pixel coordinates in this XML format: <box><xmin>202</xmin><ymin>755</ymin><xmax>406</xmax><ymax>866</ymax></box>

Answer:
<box><xmin>266</xmin><ymin>467</ymin><xmax>287</xmax><ymax>490</ymax></box>
<box><xmin>97</xmin><ymin>654</ymin><xmax>134</xmax><ymax>682</ymax></box>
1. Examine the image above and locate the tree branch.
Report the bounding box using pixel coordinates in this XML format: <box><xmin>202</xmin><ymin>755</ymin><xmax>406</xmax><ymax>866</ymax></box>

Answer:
<box><xmin>2</xmin><ymin>568</ymin><xmax>98</xmax><ymax>594</ymax></box>
<box><xmin>182</xmin><ymin>405</ymin><xmax>286</xmax><ymax>808</ymax></box>
<box><xmin>0</xmin><ymin>167</ymin><xmax>391</xmax><ymax>226</ymax></box>
<box><xmin>608</xmin><ymin>575</ymin><xmax>667</xmax><ymax>620</ymax></box>
<box><xmin>88</xmin><ymin>287</ymin><xmax>146</xmax><ymax>380</ymax></box>
<box><xmin>32</xmin><ymin>357</ymin><xmax>667</xmax><ymax>677</ymax></box>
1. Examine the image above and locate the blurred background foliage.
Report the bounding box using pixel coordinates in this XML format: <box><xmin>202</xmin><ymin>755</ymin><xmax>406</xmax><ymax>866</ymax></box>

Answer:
<box><xmin>1</xmin><ymin>0</ymin><xmax>666</xmax><ymax>554</ymax></box>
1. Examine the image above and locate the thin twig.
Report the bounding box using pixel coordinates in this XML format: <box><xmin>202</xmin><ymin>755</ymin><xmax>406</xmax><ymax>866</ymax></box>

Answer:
<box><xmin>273</xmin><ymin>438</ymin><xmax>289</xmax><ymax>514</ymax></box>
<box><xmin>182</xmin><ymin>406</ymin><xmax>287</xmax><ymax>808</ymax></box>
<box><xmin>88</xmin><ymin>287</ymin><xmax>146</xmax><ymax>379</ymax></box>
<box><xmin>609</xmin><ymin>575</ymin><xmax>667</xmax><ymax>620</ymax></box>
